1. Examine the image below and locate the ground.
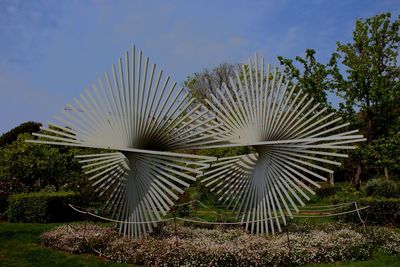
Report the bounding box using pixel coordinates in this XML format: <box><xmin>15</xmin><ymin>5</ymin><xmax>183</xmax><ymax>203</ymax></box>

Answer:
<box><xmin>0</xmin><ymin>223</ymin><xmax>136</xmax><ymax>267</ymax></box>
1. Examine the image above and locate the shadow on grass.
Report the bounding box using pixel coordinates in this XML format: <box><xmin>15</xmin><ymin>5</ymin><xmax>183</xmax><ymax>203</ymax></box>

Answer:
<box><xmin>0</xmin><ymin>223</ymin><xmax>138</xmax><ymax>267</ymax></box>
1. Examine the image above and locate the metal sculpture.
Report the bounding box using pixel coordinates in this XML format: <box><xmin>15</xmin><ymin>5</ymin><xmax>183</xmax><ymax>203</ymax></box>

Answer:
<box><xmin>28</xmin><ymin>47</ymin><xmax>222</xmax><ymax>237</ymax></box>
<box><xmin>198</xmin><ymin>54</ymin><xmax>365</xmax><ymax>234</ymax></box>
<box><xmin>28</xmin><ymin>48</ymin><xmax>364</xmax><ymax>237</ymax></box>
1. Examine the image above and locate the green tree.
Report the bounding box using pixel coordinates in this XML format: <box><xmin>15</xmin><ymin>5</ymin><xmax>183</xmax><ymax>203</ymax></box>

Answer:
<box><xmin>334</xmin><ymin>13</ymin><xmax>400</xmax><ymax>185</ymax></box>
<box><xmin>0</xmin><ymin>133</ymin><xmax>81</xmax><ymax>190</ymax></box>
<box><xmin>277</xmin><ymin>13</ymin><xmax>400</xmax><ymax>186</ymax></box>
<box><xmin>278</xmin><ymin>48</ymin><xmax>336</xmax><ymax>110</ymax></box>
<box><xmin>0</xmin><ymin>121</ymin><xmax>41</xmax><ymax>147</ymax></box>
<box><xmin>0</xmin><ymin>132</ymin><xmax>102</xmax><ymax>209</ymax></box>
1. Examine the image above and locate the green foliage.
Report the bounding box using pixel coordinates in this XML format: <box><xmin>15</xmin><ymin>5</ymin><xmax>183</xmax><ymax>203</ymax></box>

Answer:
<box><xmin>278</xmin><ymin>13</ymin><xmax>400</xmax><ymax>185</ymax></box>
<box><xmin>0</xmin><ymin>132</ymin><xmax>98</xmax><ymax>208</ymax></box>
<box><xmin>3</xmin><ymin>222</ymin><xmax>398</xmax><ymax>267</ymax></box>
<box><xmin>173</xmin><ymin>192</ymin><xmax>191</xmax><ymax>217</ymax></box>
<box><xmin>0</xmin><ymin>121</ymin><xmax>41</xmax><ymax>147</ymax></box>
<box><xmin>278</xmin><ymin>48</ymin><xmax>336</xmax><ymax>110</ymax></box>
<box><xmin>364</xmin><ymin>179</ymin><xmax>400</xmax><ymax>198</ymax></box>
<box><xmin>331</xmin><ymin>181</ymin><xmax>400</xmax><ymax>227</ymax></box>
<box><xmin>199</xmin><ymin>145</ymin><xmax>255</xmax><ymax>158</ymax></box>
<box><xmin>304</xmin><ymin>254</ymin><xmax>400</xmax><ymax>267</ymax></box>
<box><xmin>339</xmin><ymin>198</ymin><xmax>400</xmax><ymax>227</ymax></box>
<box><xmin>6</xmin><ymin>191</ymin><xmax>82</xmax><ymax>223</ymax></box>
<box><xmin>308</xmin><ymin>183</ymin><xmax>336</xmax><ymax>203</ymax></box>
<box><xmin>316</xmin><ymin>183</ymin><xmax>336</xmax><ymax>199</ymax></box>
<box><xmin>41</xmin><ymin>223</ymin><xmax>400</xmax><ymax>266</ymax></box>
<box><xmin>363</xmin><ymin>131</ymin><xmax>400</xmax><ymax>177</ymax></box>
<box><xmin>334</xmin><ymin>13</ymin><xmax>400</xmax><ymax>183</ymax></box>
<box><xmin>330</xmin><ymin>183</ymin><xmax>363</xmax><ymax>203</ymax></box>
<box><xmin>335</xmin><ymin>13</ymin><xmax>400</xmax><ymax>131</ymax></box>
<box><xmin>0</xmin><ymin>133</ymin><xmax>81</xmax><ymax>190</ymax></box>
<box><xmin>0</xmin><ymin>177</ymin><xmax>31</xmax><ymax>214</ymax></box>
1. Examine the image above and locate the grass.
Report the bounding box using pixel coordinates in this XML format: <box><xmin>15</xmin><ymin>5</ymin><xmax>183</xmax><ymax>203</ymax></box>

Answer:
<box><xmin>0</xmin><ymin>222</ymin><xmax>137</xmax><ymax>267</ymax></box>
<box><xmin>302</xmin><ymin>253</ymin><xmax>400</xmax><ymax>266</ymax></box>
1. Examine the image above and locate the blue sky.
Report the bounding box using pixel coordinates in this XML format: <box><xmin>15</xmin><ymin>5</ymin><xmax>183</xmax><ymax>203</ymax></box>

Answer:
<box><xmin>1</xmin><ymin>0</ymin><xmax>399</xmax><ymax>134</ymax></box>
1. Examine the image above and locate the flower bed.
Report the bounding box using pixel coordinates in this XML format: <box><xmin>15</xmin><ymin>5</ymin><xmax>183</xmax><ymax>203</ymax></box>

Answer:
<box><xmin>41</xmin><ymin>222</ymin><xmax>400</xmax><ymax>266</ymax></box>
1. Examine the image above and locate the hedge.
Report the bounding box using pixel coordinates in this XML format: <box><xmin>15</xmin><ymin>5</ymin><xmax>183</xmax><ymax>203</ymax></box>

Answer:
<box><xmin>6</xmin><ymin>191</ymin><xmax>82</xmax><ymax>223</ymax></box>
<box><xmin>316</xmin><ymin>183</ymin><xmax>336</xmax><ymax>198</ymax></box>
<box><xmin>340</xmin><ymin>197</ymin><xmax>400</xmax><ymax>227</ymax></box>
<box><xmin>364</xmin><ymin>179</ymin><xmax>400</xmax><ymax>198</ymax></box>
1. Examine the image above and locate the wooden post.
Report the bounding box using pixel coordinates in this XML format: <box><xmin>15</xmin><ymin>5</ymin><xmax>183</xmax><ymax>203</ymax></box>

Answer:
<box><xmin>173</xmin><ymin>214</ymin><xmax>179</xmax><ymax>247</ymax></box>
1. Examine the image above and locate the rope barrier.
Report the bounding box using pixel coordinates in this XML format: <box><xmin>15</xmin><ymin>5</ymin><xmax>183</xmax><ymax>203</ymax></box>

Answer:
<box><xmin>68</xmin><ymin>203</ymin><xmax>370</xmax><ymax>225</ymax></box>
<box><xmin>290</xmin><ymin>202</ymin><xmax>355</xmax><ymax>212</ymax></box>
<box><xmin>294</xmin><ymin>202</ymin><xmax>355</xmax><ymax>209</ymax></box>
<box><xmin>68</xmin><ymin>204</ymin><xmax>174</xmax><ymax>224</ymax></box>
<box><xmin>161</xmin><ymin>199</ymin><xmax>356</xmax><ymax>213</ymax></box>
<box><xmin>174</xmin><ymin>200</ymin><xmax>210</xmax><ymax>209</ymax></box>
<box><xmin>171</xmin><ymin>199</ymin><xmax>356</xmax><ymax>212</ymax></box>
<box><xmin>354</xmin><ymin>202</ymin><xmax>367</xmax><ymax>230</ymax></box>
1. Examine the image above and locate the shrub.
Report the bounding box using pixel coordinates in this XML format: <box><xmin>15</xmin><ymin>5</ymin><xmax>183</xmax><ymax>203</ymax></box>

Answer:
<box><xmin>339</xmin><ymin>198</ymin><xmax>400</xmax><ymax>227</ymax></box>
<box><xmin>330</xmin><ymin>183</ymin><xmax>361</xmax><ymax>203</ymax></box>
<box><xmin>367</xmin><ymin>227</ymin><xmax>400</xmax><ymax>254</ymax></box>
<box><xmin>315</xmin><ymin>182</ymin><xmax>336</xmax><ymax>200</ymax></box>
<box><xmin>173</xmin><ymin>192</ymin><xmax>191</xmax><ymax>217</ymax></box>
<box><xmin>6</xmin><ymin>191</ymin><xmax>82</xmax><ymax>223</ymax></box>
<box><xmin>308</xmin><ymin>183</ymin><xmax>336</xmax><ymax>203</ymax></box>
<box><xmin>41</xmin><ymin>223</ymin><xmax>400</xmax><ymax>266</ymax></box>
<box><xmin>0</xmin><ymin>177</ymin><xmax>31</xmax><ymax>214</ymax></box>
<box><xmin>364</xmin><ymin>178</ymin><xmax>400</xmax><ymax>198</ymax></box>
<box><xmin>41</xmin><ymin>223</ymin><xmax>117</xmax><ymax>253</ymax></box>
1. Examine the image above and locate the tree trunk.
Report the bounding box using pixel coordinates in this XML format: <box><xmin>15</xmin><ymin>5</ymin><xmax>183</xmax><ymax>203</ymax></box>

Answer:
<box><xmin>384</xmin><ymin>167</ymin><xmax>389</xmax><ymax>179</ymax></box>
<box><xmin>352</xmin><ymin>164</ymin><xmax>362</xmax><ymax>190</ymax></box>
<box><xmin>329</xmin><ymin>173</ymin><xmax>334</xmax><ymax>186</ymax></box>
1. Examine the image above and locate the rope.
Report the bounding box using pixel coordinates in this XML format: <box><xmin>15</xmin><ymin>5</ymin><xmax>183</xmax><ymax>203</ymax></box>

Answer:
<box><xmin>167</xmin><ymin>199</ymin><xmax>356</xmax><ymax>214</ymax></box>
<box><xmin>290</xmin><ymin>202</ymin><xmax>355</xmax><ymax>212</ymax></box>
<box><xmin>69</xmin><ymin>204</ymin><xmax>174</xmax><ymax>224</ymax></box>
<box><xmin>295</xmin><ymin>202</ymin><xmax>355</xmax><ymax>209</ymax></box>
<box><xmin>170</xmin><ymin>199</ymin><xmax>355</xmax><ymax>213</ymax></box>
<box><xmin>174</xmin><ymin>200</ymin><xmax>209</xmax><ymax>209</ymax></box>
<box><xmin>354</xmin><ymin>202</ymin><xmax>367</xmax><ymax>230</ymax></box>
<box><xmin>69</xmin><ymin>203</ymin><xmax>370</xmax><ymax>225</ymax></box>
<box><xmin>289</xmin><ymin>206</ymin><xmax>370</xmax><ymax>218</ymax></box>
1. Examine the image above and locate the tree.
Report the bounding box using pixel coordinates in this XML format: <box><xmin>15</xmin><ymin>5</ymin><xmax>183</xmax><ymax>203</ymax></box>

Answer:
<box><xmin>277</xmin><ymin>49</ymin><xmax>344</xmax><ymax>185</ymax></box>
<box><xmin>0</xmin><ymin>121</ymin><xmax>41</xmax><ymax>147</ymax></box>
<box><xmin>333</xmin><ymin>13</ymin><xmax>400</xmax><ymax>185</ymax></box>
<box><xmin>184</xmin><ymin>63</ymin><xmax>240</xmax><ymax>106</ymax></box>
<box><xmin>278</xmin><ymin>49</ymin><xmax>336</xmax><ymax>111</ymax></box>
<box><xmin>276</xmin><ymin>13</ymin><xmax>400</xmax><ymax>187</ymax></box>
<box><xmin>0</xmin><ymin>133</ymin><xmax>80</xmax><ymax>190</ymax></box>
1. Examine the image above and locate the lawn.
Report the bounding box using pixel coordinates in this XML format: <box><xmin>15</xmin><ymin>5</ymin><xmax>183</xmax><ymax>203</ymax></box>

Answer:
<box><xmin>302</xmin><ymin>253</ymin><xmax>400</xmax><ymax>267</ymax></box>
<box><xmin>1</xmin><ymin>222</ymin><xmax>399</xmax><ymax>267</ymax></box>
<box><xmin>0</xmin><ymin>222</ymin><xmax>137</xmax><ymax>267</ymax></box>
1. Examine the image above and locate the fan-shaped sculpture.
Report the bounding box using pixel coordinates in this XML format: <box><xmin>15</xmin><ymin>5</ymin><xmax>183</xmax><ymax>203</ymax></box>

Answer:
<box><xmin>198</xmin><ymin>54</ymin><xmax>365</xmax><ymax>234</ymax></box>
<box><xmin>28</xmin><ymin>47</ymin><xmax>222</xmax><ymax>237</ymax></box>
<box><xmin>27</xmin><ymin>48</ymin><xmax>364</xmax><ymax>237</ymax></box>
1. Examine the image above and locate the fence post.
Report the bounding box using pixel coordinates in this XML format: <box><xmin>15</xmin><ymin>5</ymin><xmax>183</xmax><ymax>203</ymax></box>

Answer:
<box><xmin>173</xmin><ymin>213</ymin><xmax>179</xmax><ymax>247</ymax></box>
<box><xmin>285</xmin><ymin>218</ymin><xmax>292</xmax><ymax>262</ymax></box>
<box><xmin>354</xmin><ymin>202</ymin><xmax>366</xmax><ymax>231</ymax></box>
